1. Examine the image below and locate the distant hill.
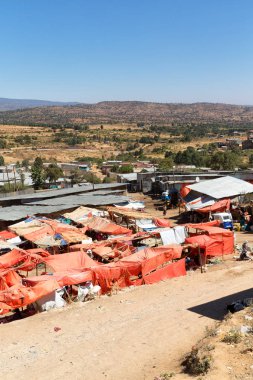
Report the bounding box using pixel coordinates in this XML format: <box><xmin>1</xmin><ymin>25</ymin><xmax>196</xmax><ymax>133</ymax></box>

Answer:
<box><xmin>0</xmin><ymin>97</ymin><xmax>79</xmax><ymax>111</ymax></box>
<box><xmin>0</xmin><ymin>100</ymin><xmax>253</xmax><ymax>126</ymax></box>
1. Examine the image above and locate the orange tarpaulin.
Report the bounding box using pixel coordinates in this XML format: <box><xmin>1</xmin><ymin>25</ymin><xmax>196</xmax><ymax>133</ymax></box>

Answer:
<box><xmin>196</xmin><ymin>199</ymin><xmax>231</xmax><ymax>213</ymax></box>
<box><xmin>180</xmin><ymin>184</ymin><xmax>191</xmax><ymax>198</ymax></box>
<box><xmin>69</xmin><ymin>240</ymin><xmax>135</xmax><ymax>260</ymax></box>
<box><xmin>185</xmin><ymin>235</ymin><xmax>224</xmax><ymax>256</ymax></box>
<box><xmin>120</xmin><ymin>245</ymin><xmax>182</xmax><ymax>276</ymax></box>
<box><xmin>26</xmin><ymin>248</ymin><xmax>50</xmax><ymax>257</ymax></box>
<box><xmin>23</xmin><ymin>269</ymin><xmax>95</xmax><ymax>288</ymax></box>
<box><xmin>86</xmin><ymin>217</ymin><xmax>132</xmax><ymax>235</ymax></box>
<box><xmin>45</xmin><ymin>251</ymin><xmax>98</xmax><ymax>272</ymax></box>
<box><xmin>93</xmin><ymin>242</ymin><xmax>134</xmax><ymax>259</ymax></box>
<box><xmin>186</xmin><ymin>220</ymin><xmax>220</xmax><ymax>229</ymax></box>
<box><xmin>0</xmin><ymin>269</ymin><xmax>21</xmax><ymax>291</ymax></box>
<box><xmin>10</xmin><ymin>218</ymin><xmax>88</xmax><ymax>245</ymax></box>
<box><xmin>0</xmin><ymin>248</ymin><xmax>47</xmax><ymax>271</ymax></box>
<box><xmin>0</xmin><ymin>230</ymin><xmax>17</xmax><ymax>240</ymax></box>
<box><xmin>91</xmin><ymin>264</ymin><xmax>132</xmax><ymax>292</ymax></box>
<box><xmin>0</xmin><ymin>279</ymin><xmax>60</xmax><ymax>314</ymax></box>
<box><xmin>143</xmin><ymin>258</ymin><xmax>186</xmax><ymax>284</ymax></box>
<box><xmin>0</xmin><ymin>243</ymin><xmax>184</xmax><ymax>314</ymax></box>
<box><xmin>153</xmin><ymin>218</ymin><xmax>171</xmax><ymax>228</ymax></box>
<box><xmin>185</xmin><ymin>222</ymin><xmax>234</xmax><ymax>256</ymax></box>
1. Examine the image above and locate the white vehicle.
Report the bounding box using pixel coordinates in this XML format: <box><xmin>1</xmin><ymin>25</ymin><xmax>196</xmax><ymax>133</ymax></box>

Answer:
<box><xmin>213</xmin><ymin>212</ymin><xmax>233</xmax><ymax>230</ymax></box>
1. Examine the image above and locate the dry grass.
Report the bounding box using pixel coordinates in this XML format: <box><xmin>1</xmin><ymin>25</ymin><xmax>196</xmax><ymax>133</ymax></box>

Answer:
<box><xmin>0</xmin><ymin>123</ymin><xmax>234</xmax><ymax>165</ymax></box>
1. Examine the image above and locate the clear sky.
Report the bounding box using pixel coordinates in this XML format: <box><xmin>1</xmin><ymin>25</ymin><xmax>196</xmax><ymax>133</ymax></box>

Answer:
<box><xmin>0</xmin><ymin>0</ymin><xmax>253</xmax><ymax>104</ymax></box>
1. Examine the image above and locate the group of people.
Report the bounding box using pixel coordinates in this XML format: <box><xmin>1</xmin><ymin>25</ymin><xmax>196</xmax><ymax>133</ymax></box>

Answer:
<box><xmin>231</xmin><ymin>201</ymin><xmax>253</xmax><ymax>231</ymax></box>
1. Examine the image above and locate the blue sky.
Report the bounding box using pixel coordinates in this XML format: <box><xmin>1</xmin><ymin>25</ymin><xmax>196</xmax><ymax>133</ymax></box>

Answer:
<box><xmin>0</xmin><ymin>0</ymin><xmax>253</xmax><ymax>104</ymax></box>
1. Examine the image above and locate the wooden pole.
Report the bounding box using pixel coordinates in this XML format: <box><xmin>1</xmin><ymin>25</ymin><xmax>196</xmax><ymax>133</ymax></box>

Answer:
<box><xmin>13</xmin><ymin>166</ymin><xmax>17</xmax><ymax>193</ymax></box>
<box><xmin>5</xmin><ymin>166</ymin><xmax>11</xmax><ymax>191</ymax></box>
<box><xmin>198</xmin><ymin>245</ymin><xmax>203</xmax><ymax>273</ymax></box>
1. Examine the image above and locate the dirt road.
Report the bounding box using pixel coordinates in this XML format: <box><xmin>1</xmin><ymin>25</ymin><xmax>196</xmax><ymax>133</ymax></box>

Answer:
<box><xmin>1</xmin><ymin>260</ymin><xmax>253</xmax><ymax>380</ymax></box>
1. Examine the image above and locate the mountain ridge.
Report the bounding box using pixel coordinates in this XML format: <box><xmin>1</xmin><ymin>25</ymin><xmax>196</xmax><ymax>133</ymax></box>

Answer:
<box><xmin>0</xmin><ymin>97</ymin><xmax>80</xmax><ymax>111</ymax></box>
<box><xmin>1</xmin><ymin>99</ymin><xmax>253</xmax><ymax>125</ymax></box>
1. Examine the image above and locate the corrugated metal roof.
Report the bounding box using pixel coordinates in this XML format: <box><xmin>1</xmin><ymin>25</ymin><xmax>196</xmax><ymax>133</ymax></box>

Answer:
<box><xmin>0</xmin><ymin>183</ymin><xmax>126</xmax><ymax>203</ymax></box>
<box><xmin>24</xmin><ymin>191</ymin><xmax>127</xmax><ymax>206</ymax></box>
<box><xmin>0</xmin><ymin>194</ymin><xmax>129</xmax><ymax>221</ymax></box>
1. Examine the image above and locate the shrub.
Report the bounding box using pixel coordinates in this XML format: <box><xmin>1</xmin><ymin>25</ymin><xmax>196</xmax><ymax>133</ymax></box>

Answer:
<box><xmin>222</xmin><ymin>329</ymin><xmax>242</xmax><ymax>344</ymax></box>
<box><xmin>154</xmin><ymin>373</ymin><xmax>175</xmax><ymax>380</ymax></box>
<box><xmin>182</xmin><ymin>347</ymin><xmax>212</xmax><ymax>376</ymax></box>
<box><xmin>205</xmin><ymin>326</ymin><xmax>218</xmax><ymax>337</ymax></box>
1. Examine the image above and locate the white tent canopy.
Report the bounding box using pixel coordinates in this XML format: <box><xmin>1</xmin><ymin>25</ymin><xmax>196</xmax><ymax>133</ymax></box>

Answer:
<box><xmin>186</xmin><ymin>176</ymin><xmax>253</xmax><ymax>200</ymax></box>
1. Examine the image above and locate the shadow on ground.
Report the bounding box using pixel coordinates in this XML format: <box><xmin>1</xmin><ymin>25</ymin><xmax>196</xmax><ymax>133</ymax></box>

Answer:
<box><xmin>188</xmin><ymin>288</ymin><xmax>253</xmax><ymax>320</ymax></box>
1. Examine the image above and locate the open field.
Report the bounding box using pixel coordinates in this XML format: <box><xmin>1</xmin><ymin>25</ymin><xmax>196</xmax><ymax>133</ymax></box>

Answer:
<box><xmin>0</xmin><ymin>122</ymin><xmax>247</xmax><ymax>165</ymax></box>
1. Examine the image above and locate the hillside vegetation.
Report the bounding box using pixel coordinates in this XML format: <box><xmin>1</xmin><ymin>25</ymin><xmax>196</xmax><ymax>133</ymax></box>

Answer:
<box><xmin>1</xmin><ymin>101</ymin><xmax>253</xmax><ymax>126</ymax></box>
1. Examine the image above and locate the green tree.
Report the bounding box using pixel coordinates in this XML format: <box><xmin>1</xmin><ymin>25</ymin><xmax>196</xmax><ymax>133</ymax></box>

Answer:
<box><xmin>31</xmin><ymin>157</ymin><xmax>45</xmax><ymax>189</ymax></box>
<box><xmin>82</xmin><ymin>172</ymin><xmax>101</xmax><ymax>184</ymax></box>
<box><xmin>102</xmin><ymin>176</ymin><xmax>115</xmax><ymax>183</ymax></box>
<box><xmin>158</xmin><ymin>157</ymin><xmax>174</xmax><ymax>171</ymax></box>
<box><xmin>117</xmin><ymin>164</ymin><xmax>134</xmax><ymax>174</ymax></box>
<box><xmin>66</xmin><ymin>135</ymin><xmax>85</xmax><ymax>146</ymax></box>
<box><xmin>111</xmin><ymin>164</ymin><xmax>119</xmax><ymax>172</ymax></box>
<box><xmin>45</xmin><ymin>163</ymin><xmax>63</xmax><ymax>183</ymax></box>
<box><xmin>0</xmin><ymin>139</ymin><xmax>6</xmax><ymax>149</ymax></box>
<box><xmin>21</xmin><ymin>159</ymin><xmax>30</xmax><ymax>169</ymax></box>
<box><xmin>249</xmin><ymin>154</ymin><xmax>253</xmax><ymax>165</ymax></box>
<box><xmin>69</xmin><ymin>169</ymin><xmax>101</xmax><ymax>185</ymax></box>
<box><xmin>210</xmin><ymin>151</ymin><xmax>240</xmax><ymax>170</ymax></box>
<box><xmin>69</xmin><ymin>168</ymin><xmax>82</xmax><ymax>185</ymax></box>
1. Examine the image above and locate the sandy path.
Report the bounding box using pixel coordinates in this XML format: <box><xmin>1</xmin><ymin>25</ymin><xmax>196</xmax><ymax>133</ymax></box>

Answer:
<box><xmin>1</xmin><ymin>261</ymin><xmax>253</xmax><ymax>380</ymax></box>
